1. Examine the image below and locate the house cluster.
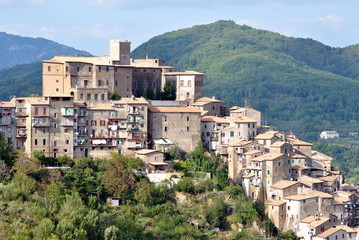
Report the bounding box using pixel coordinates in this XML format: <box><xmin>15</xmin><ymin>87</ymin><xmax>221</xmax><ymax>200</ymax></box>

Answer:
<box><xmin>0</xmin><ymin>40</ymin><xmax>358</xmax><ymax>239</ymax></box>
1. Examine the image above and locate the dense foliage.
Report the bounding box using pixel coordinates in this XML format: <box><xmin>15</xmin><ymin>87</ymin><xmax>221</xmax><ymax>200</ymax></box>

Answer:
<box><xmin>132</xmin><ymin>20</ymin><xmax>359</xmax><ymax>141</ymax></box>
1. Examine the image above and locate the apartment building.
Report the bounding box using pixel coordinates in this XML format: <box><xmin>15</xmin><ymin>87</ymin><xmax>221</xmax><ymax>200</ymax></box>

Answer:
<box><xmin>0</xmin><ymin>101</ymin><xmax>16</xmax><ymax>146</ymax></box>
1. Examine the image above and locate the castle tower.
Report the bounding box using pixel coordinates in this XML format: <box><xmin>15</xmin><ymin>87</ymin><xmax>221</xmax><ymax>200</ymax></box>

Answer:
<box><xmin>109</xmin><ymin>40</ymin><xmax>131</xmax><ymax>65</ymax></box>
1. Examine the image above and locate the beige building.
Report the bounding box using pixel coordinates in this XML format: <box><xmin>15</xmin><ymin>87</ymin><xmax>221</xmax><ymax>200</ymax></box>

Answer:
<box><xmin>267</xmin><ymin>200</ymin><xmax>287</xmax><ymax>231</ymax></box>
<box><xmin>164</xmin><ymin>71</ymin><xmax>204</xmax><ymax>104</ymax></box>
<box><xmin>135</xmin><ymin>149</ymin><xmax>167</xmax><ymax>172</ymax></box>
<box><xmin>42</xmin><ymin>40</ymin><xmax>173</xmax><ymax>103</ymax></box>
<box><xmin>229</xmin><ymin>106</ymin><xmax>261</xmax><ymax>126</ymax></box>
<box><xmin>148</xmin><ymin>107</ymin><xmax>201</xmax><ymax>153</ymax></box>
<box><xmin>191</xmin><ymin>96</ymin><xmax>225</xmax><ymax>117</ymax></box>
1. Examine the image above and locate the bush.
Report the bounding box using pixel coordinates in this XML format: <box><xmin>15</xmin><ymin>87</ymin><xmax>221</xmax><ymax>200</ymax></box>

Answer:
<box><xmin>173</xmin><ymin>177</ymin><xmax>195</xmax><ymax>194</ymax></box>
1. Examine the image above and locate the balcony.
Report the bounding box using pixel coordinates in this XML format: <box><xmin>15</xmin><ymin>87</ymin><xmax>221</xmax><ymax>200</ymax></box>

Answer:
<box><xmin>32</xmin><ymin>117</ymin><xmax>50</xmax><ymax>127</ymax></box>
<box><xmin>127</xmin><ymin>141</ymin><xmax>144</xmax><ymax>148</ymax></box>
<box><xmin>91</xmin><ymin>138</ymin><xmax>116</xmax><ymax>146</ymax></box>
<box><xmin>61</xmin><ymin>107</ymin><xmax>74</xmax><ymax>117</ymax></box>
<box><xmin>61</xmin><ymin>119</ymin><xmax>74</xmax><ymax>126</ymax></box>
<box><xmin>15</xmin><ymin>111</ymin><xmax>28</xmax><ymax>117</ymax></box>
<box><xmin>17</xmin><ymin>130</ymin><xmax>27</xmax><ymax>138</ymax></box>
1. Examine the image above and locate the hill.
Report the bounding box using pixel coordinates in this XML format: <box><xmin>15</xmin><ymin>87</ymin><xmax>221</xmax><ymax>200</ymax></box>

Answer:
<box><xmin>0</xmin><ymin>32</ymin><xmax>91</xmax><ymax>70</ymax></box>
<box><xmin>0</xmin><ymin>62</ymin><xmax>42</xmax><ymax>100</ymax></box>
<box><xmin>132</xmin><ymin>20</ymin><xmax>359</xmax><ymax>141</ymax></box>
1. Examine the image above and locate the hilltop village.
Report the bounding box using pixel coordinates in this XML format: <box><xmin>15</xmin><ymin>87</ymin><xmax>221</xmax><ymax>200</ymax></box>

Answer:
<box><xmin>1</xmin><ymin>40</ymin><xmax>359</xmax><ymax>240</ymax></box>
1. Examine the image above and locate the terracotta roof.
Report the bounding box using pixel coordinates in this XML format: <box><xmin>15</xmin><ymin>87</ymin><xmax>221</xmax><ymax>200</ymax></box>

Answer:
<box><xmin>193</xmin><ymin>97</ymin><xmax>221</xmax><ymax>103</ymax></box>
<box><xmin>201</xmin><ymin>116</ymin><xmax>229</xmax><ymax>124</ymax></box>
<box><xmin>291</xmin><ymin>138</ymin><xmax>313</xmax><ymax>146</ymax></box>
<box><xmin>148</xmin><ymin>107</ymin><xmax>202</xmax><ymax>113</ymax></box>
<box><xmin>311</xmin><ymin>150</ymin><xmax>333</xmax><ymax>161</ymax></box>
<box><xmin>215</xmin><ymin>126</ymin><xmax>235</xmax><ymax>132</ymax></box>
<box><xmin>268</xmin><ymin>200</ymin><xmax>286</xmax><ymax>206</ymax></box>
<box><xmin>228</xmin><ymin>139</ymin><xmax>252</xmax><ymax>147</ymax></box>
<box><xmin>226</xmin><ymin>116</ymin><xmax>257</xmax><ymax>123</ymax></box>
<box><xmin>25</xmin><ymin>97</ymin><xmax>50</xmax><ymax>105</ymax></box>
<box><xmin>87</xmin><ymin>104</ymin><xmax>114</xmax><ymax>110</ymax></box>
<box><xmin>271</xmin><ymin>180</ymin><xmax>299</xmax><ymax>189</ymax></box>
<box><xmin>291</xmin><ymin>153</ymin><xmax>307</xmax><ymax>159</ymax></box>
<box><xmin>283</xmin><ymin>193</ymin><xmax>319</xmax><ymax>201</ymax></box>
<box><xmin>333</xmin><ymin>191</ymin><xmax>354</xmax><ymax>197</ymax></box>
<box><xmin>0</xmin><ymin>101</ymin><xmax>15</xmax><ymax>108</ymax></box>
<box><xmin>136</xmin><ymin>149</ymin><xmax>161</xmax><ymax>155</ymax></box>
<box><xmin>336</xmin><ymin>225</ymin><xmax>356</xmax><ymax>233</ymax></box>
<box><xmin>311</xmin><ymin>191</ymin><xmax>333</xmax><ymax>198</ymax></box>
<box><xmin>242</xmin><ymin>173</ymin><xmax>255</xmax><ymax>178</ymax></box>
<box><xmin>114</xmin><ymin>97</ymin><xmax>149</xmax><ymax>105</ymax></box>
<box><xmin>251</xmin><ymin>153</ymin><xmax>284</xmax><ymax>162</ymax></box>
<box><xmin>315</xmin><ymin>227</ymin><xmax>344</xmax><ymax>238</ymax></box>
<box><xmin>310</xmin><ymin>217</ymin><xmax>330</xmax><ymax>228</ymax></box>
<box><xmin>254</xmin><ymin>131</ymin><xmax>279</xmax><ymax>140</ymax></box>
<box><xmin>299</xmin><ymin>175</ymin><xmax>324</xmax><ymax>184</ymax></box>
<box><xmin>319</xmin><ymin>175</ymin><xmax>338</xmax><ymax>182</ymax></box>
<box><xmin>270</xmin><ymin>141</ymin><xmax>286</xmax><ymax>147</ymax></box>
<box><xmin>164</xmin><ymin>70</ymin><xmax>204</xmax><ymax>75</ymax></box>
<box><xmin>300</xmin><ymin>215</ymin><xmax>316</xmax><ymax>223</ymax></box>
<box><xmin>333</xmin><ymin>196</ymin><xmax>350</xmax><ymax>203</ymax></box>
<box><xmin>244</xmin><ymin>150</ymin><xmax>261</xmax><ymax>155</ymax></box>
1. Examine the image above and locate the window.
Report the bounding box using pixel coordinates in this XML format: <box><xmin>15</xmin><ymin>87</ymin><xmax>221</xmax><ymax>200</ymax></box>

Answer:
<box><xmin>64</xmin><ymin>128</ymin><xmax>71</xmax><ymax>133</ymax></box>
<box><xmin>288</xmin><ymin>206</ymin><xmax>290</xmax><ymax>210</ymax></box>
<box><xmin>99</xmin><ymin>67</ymin><xmax>101</xmax><ymax>72</ymax></box>
<box><xmin>100</xmin><ymin>120</ymin><xmax>106</xmax><ymax>126</ymax></box>
<box><xmin>77</xmin><ymin>66</ymin><xmax>80</xmax><ymax>72</ymax></box>
<box><xmin>267</xmin><ymin>170</ymin><xmax>270</xmax><ymax>175</ymax></box>
<box><xmin>56</xmin><ymin>88</ymin><xmax>59</xmax><ymax>92</ymax></box>
<box><xmin>35</xmin><ymin>139</ymin><xmax>38</xmax><ymax>145</ymax></box>
<box><xmin>187</xmin><ymin>126</ymin><xmax>189</xmax><ymax>131</ymax></box>
<box><xmin>35</xmin><ymin>107</ymin><xmax>38</xmax><ymax>115</ymax></box>
<box><xmin>292</xmin><ymin>159</ymin><xmax>294</xmax><ymax>163</ymax></box>
<box><xmin>180</xmin><ymin>80</ymin><xmax>184</xmax><ymax>86</ymax></box>
<box><xmin>187</xmin><ymin>80</ymin><xmax>191</xmax><ymax>87</ymax></box>
<box><xmin>87</xmin><ymin>94</ymin><xmax>91</xmax><ymax>100</ymax></box>
<box><xmin>164</xmin><ymin>127</ymin><xmax>167</xmax><ymax>132</ymax></box>
<box><xmin>187</xmin><ymin>116</ymin><xmax>190</xmax><ymax>121</ymax></box>
<box><xmin>98</xmin><ymin>80</ymin><xmax>102</xmax><ymax>86</ymax></box>
<box><xmin>66</xmin><ymin>66</ymin><xmax>68</xmax><ymax>72</ymax></box>
<box><xmin>48</xmin><ymin>66</ymin><xmax>51</xmax><ymax>72</ymax></box>
<box><xmin>56</xmin><ymin>79</ymin><xmax>59</xmax><ymax>83</ymax></box>
<box><xmin>43</xmin><ymin>139</ymin><xmax>46</xmax><ymax>145</ymax></box>
<box><xmin>299</xmin><ymin>159</ymin><xmax>302</xmax><ymax>164</ymax></box>
<box><xmin>91</xmin><ymin>120</ymin><xmax>97</xmax><ymax>126</ymax></box>
<box><xmin>64</xmin><ymin>149</ymin><xmax>68</xmax><ymax>152</ymax></box>
<box><xmin>106</xmin><ymin>67</ymin><xmax>109</xmax><ymax>72</ymax></box>
<box><xmin>54</xmin><ymin>140</ymin><xmax>57</xmax><ymax>147</ymax></box>
<box><xmin>230</xmin><ymin>131</ymin><xmax>234</xmax><ymax>137</ymax></box>
<box><xmin>106</xmin><ymin>80</ymin><xmax>109</xmax><ymax>86</ymax></box>
<box><xmin>65</xmin><ymin>140</ymin><xmax>69</xmax><ymax>144</ymax></box>
<box><xmin>89</xmin><ymin>67</ymin><xmax>92</xmax><ymax>72</ymax></box>
<box><xmin>94</xmin><ymin>94</ymin><xmax>98</xmax><ymax>100</ymax></box>
<box><xmin>287</xmin><ymin>159</ymin><xmax>290</xmax><ymax>164</ymax></box>
<box><xmin>101</xmin><ymin>94</ymin><xmax>105</xmax><ymax>100</ymax></box>
<box><xmin>278</xmin><ymin>161</ymin><xmax>281</xmax><ymax>166</ymax></box>
<box><xmin>43</xmin><ymin>129</ymin><xmax>46</xmax><ymax>134</ymax></box>
<box><xmin>206</xmin><ymin>132</ymin><xmax>210</xmax><ymax>137</ymax></box>
<box><xmin>115</xmin><ymin>80</ymin><xmax>118</xmax><ymax>86</ymax></box>
<box><xmin>54</xmin><ymin>123</ymin><xmax>57</xmax><ymax>128</ymax></box>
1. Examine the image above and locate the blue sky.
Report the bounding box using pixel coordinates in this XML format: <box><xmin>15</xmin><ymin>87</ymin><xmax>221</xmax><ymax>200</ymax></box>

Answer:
<box><xmin>0</xmin><ymin>0</ymin><xmax>358</xmax><ymax>56</ymax></box>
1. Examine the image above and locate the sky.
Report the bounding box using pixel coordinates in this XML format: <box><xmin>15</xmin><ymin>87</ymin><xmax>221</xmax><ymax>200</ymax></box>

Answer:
<box><xmin>0</xmin><ymin>0</ymin><xmax>358</xmax><ymax>56</ymax></box>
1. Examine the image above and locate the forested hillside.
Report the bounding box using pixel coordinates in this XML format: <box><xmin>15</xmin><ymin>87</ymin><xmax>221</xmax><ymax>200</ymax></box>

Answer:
<box><xmin>132</xmin><ymin>20</ymin><xmax>359</xmax><ymax>141</ymax></box>
<box><xmin>0</xmin><ymin>32</ymin><xmax>91</xmax><ymax>70</ymax></box>
<box><xmin>0</xmin><ymin>62</ymin><xmax>42</xmax><ymax>100</ymax></box>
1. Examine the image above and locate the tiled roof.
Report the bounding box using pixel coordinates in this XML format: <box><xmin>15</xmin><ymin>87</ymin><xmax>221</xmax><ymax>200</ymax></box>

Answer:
<box><xmin>201</xmin><ymin>116</ymin><xmax>229</xmax><ymax>124</ymax></box>
<box><xmin>283</xmin><ymin>193</ymin><xmax>319</xmax><ymax>201</ymax></box>
<box><xmin>315</xmin><ymin>227</ymin><xmax>344</xmax><ymax>238</ymax></box>
<box><xmin>319</xmin><ymin>175</ymin><xmax>338</xmax><ymax>182</ymax></box>
<box><xmin>254</xmin><ymin>131</ymin><xmax>279</xmax><ymax>140</ymax></box>
<box><xmin>291</xmin><ymin>138</ymin><xmax>313</xmax><ymax>146</ymax></box>
<box><xmin>271</xmin><ymin>180</ymin><xmax>299</xmax><ymax>189</ymax></box>
<box><xmin>228</xmin><ymin>139</ymin><xmax>252</xmax><ymax>147</ymax></box>
<box><xmin>0</xmin><ymin>101</ymin><xmax>15</xmax><ymax>108</ymax></box>
<box><xmin>299</xmin><ymin>175</ymin><xmax>324</xmax><ymax>184</ymax></box>
<box><xmin>251</xmin><ymin>153</ymin><xmax>283</xmax><ymax>162</ymax></box>
<box><xmin>136</xmin><ymin>149</ymin><xmax>160</xmax><ymax>155</ymax></box>
<box><xmin>114</xmin><ymin>97</ymin><xmax>149</xmax><ymax>105</ymax></box>
<box><xmin>226</xmin><ymin>116</ymin><xmax>257</xmax><ymax>123</ymax></box>
<box><xmin>268</xmin><ymin>200</ymin><xmax>286</xmax><ymax>206</ymax></box>
<box><xmin>193</xmin><ymin>96</ymin><xmax>221</xmax><ymax>103</ymax></box>
<box><xmin>336</xmin><ymin>225</ymin><xmax>356</xmax><ymax>233</ymax></box>
<box><xmin>87</xmin><ymin>104</ymin><xmax>114</xmax><ymax>110</ymax></box>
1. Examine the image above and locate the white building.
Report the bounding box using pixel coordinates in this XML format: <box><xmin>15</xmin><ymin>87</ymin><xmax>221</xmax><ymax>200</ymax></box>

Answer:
<box><xmin>320</xmin><ymin>131</ymin><xmax>339</xmax><ymax>139</ymax></box>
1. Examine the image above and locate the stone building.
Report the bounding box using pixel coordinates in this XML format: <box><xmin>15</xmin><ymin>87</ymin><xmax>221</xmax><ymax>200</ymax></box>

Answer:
<box><xmin>0</xmin><ymin>101</ymin><xmax>16</xmax><ymax>146</ymax></box>
<box><xmin>148</xmin><ymin>107</ymin><xmax>201</xmax><ymax>153</ymax></box>
<box><xmin>164</xmin><ymin>71</ymin><xmax>204</xmax><ymax>105</ymax></box>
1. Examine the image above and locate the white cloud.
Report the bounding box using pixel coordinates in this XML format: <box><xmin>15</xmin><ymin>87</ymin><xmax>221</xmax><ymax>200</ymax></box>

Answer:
<box><xmin>317</xmin><ymin>15</ymin><xmax>344</xmax><ymax>23</ymax></box>
<box><xmin>36</xmin><ymin>26</ymin><xmax>57</xmax><ymax>38</ymax></box>
<box><xmin>0</xmin><ymin>24</ymin><xmax>26</xmax><ymax>35</ymax></box>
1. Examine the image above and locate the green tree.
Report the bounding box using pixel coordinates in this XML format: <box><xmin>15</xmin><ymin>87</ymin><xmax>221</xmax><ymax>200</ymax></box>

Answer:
<box><xmin>161</xmin><ymin>82</ymin><xmax>176</xmax><ymax>100</ymax></box>
<box><xmin>145</xmin><ymin>86</ymin><xmax>154</xmax><ymax>99</ymax></box>
<box><xmin>0</xmin><ymin>132</ymin><xmax>17</xmax><ymax>167</ymax></box>
<box><xmin>111</xmin><ymin>90</ymin><xmax>121</xmax><ymax>100</ymax></box>
<box><xmin>205</xmin><ymin>196</ymin><xmax>228</xmax><ymax>229</ymax></box>
<box><xmin>32</xmin><ymin>218</ymin><xmax>55</xmax><ymax>240</ymax></box>
<box><xmin>102</xmin><ymin>154</ymin><xmax>136</xmax><ymax>199</ymax></box>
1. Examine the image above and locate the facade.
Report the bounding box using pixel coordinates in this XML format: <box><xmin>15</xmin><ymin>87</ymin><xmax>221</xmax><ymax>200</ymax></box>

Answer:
<box><xmin>164</xmin><ymin>71</ymin><xmax>204</xmax><ymax>104</ymax></box>
<box><xmin>148</xmin><ymin>107</ymin><xmax>201</xmax><ymax>153</ymax></box>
